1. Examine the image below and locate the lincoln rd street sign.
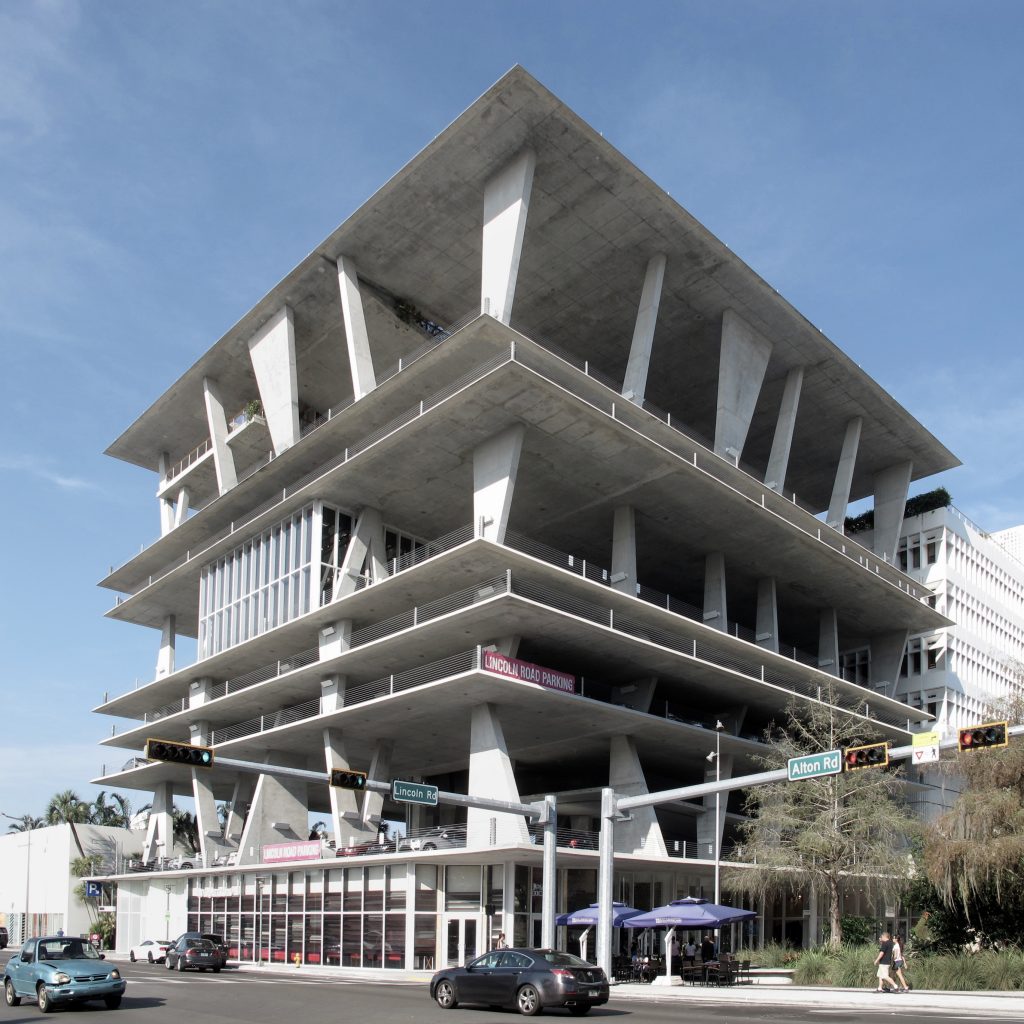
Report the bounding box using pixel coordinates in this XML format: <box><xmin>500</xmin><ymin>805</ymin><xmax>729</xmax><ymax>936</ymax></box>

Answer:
<box><xmin>787</xmin><ymin>749</ymin><xmax>842</xmax><ymax>781</ymax></box>
<box><xmin>391</xmin><ymin>779</ymin><xmax>439</xmax><ymax>806</ymax></box>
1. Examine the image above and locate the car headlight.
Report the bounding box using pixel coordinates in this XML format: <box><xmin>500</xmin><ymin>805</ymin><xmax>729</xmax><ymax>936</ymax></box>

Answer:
<box><xmin>53</xmin><ymin>972</ymin><xmax>72</xmax><ymax>985</ymax></box>
<box><xmin>109</xmin><ymin>969</ymin><xmax>121</xmax><ymax>980</ymax></box>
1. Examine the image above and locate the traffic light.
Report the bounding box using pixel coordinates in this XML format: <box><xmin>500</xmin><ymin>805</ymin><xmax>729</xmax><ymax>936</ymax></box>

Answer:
<box><xmin>329</xmin><ymin>768</ymin><xmax>368</xmax><ymax>790</ymax></box>
<box><xmin>145</xmin><ymin>738</ymin><xmax>214</xmax><ymax>767</ymax></box>
<box><xmin>843</xmin><ymin>741</ymin><xmax>889</xmax><ymax>771</ymax></box>
<box><xmin>958</xmin><ymin>721</ymin><xmax>1008</xmax><ymax>752</ymax></box>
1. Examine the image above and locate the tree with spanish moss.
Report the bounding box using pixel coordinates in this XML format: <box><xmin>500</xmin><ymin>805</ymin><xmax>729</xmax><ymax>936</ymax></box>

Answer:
<box><xmin>922</xmin><ymin>688</ymin><xmax>1024</xmax><ymax>945</ymax></box>
<box><xmin>723</xmin><ymin>686</ymin><xmax>917</xmax><ymax>947</ymax></box>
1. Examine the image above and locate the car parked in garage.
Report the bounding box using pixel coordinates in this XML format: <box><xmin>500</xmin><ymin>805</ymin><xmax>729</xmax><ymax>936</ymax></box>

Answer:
<box><xmin>3</xmin><ymin>935</ymin><xmax>126</xmax><ymax>1012</ymax></box>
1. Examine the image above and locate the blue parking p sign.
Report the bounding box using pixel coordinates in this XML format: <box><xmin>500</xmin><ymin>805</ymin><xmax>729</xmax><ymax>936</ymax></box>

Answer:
<box><xmin>85</xmin><ymin>881</ymin><xmax>102</xmax><ymax>899</ymax></box>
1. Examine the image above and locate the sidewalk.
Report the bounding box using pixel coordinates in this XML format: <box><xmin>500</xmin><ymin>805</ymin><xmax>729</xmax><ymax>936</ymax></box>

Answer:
<box><xmin>111</xmin><ymin>954</ymin><xmax>1024</xmax><ymax>1017</ymax></box>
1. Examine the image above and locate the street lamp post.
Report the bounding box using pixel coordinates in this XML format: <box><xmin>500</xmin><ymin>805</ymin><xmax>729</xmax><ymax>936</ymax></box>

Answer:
<box><xmin>1</xmin><ymin>812</ymin><xmax>32</xmax><ymax>943</ymax></box>
<box><xmin>705</xmin><ymin>721</ymin><xmax>724</xmax><ymax>906</ymax></box>
<box><xmin>164</xmin><ymin>885</ymin><xmax>172</xmax><ymax>931</ymax></box>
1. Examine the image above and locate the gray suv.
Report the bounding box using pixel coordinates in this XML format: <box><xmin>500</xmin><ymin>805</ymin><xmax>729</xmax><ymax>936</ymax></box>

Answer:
<box><xmin>397</xmin><ymin>824</ymin><xmax>467</xmax><ymax>851</ymax></box>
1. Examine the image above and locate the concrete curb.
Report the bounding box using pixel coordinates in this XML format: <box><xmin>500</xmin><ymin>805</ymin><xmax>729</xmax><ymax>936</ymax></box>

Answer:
<box><xmin>111</xmin><ymin>955</ymin><xmax>1024</xmax><ymax>1015</ymax></box>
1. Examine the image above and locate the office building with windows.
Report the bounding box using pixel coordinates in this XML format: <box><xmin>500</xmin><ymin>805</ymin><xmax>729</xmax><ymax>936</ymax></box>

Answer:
<box><xmin>95</xmin><ymin>67</ymin><xmax>957</xmax><ymax>963</ymax></box>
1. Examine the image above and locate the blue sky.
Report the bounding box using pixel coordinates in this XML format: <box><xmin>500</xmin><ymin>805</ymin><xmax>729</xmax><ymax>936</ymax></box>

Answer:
<box><xmin>2</xmin><ymin>0</ymin><xmax>1022</xmax><ymax>820</ymax></box>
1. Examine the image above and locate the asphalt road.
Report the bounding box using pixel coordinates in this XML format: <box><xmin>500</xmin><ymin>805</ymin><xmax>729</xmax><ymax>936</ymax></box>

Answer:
<box><xmin>0</xmin><ymin>954</ymin><xmax>1015</xmax><ymax>1024</ymax></box>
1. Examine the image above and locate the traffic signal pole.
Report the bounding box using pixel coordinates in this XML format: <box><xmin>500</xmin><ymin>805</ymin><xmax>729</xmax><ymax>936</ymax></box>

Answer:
<box><xmin>593</xmin><ymin>723</ymin><xmax>1024</xmax><ymax>978</ymax></box>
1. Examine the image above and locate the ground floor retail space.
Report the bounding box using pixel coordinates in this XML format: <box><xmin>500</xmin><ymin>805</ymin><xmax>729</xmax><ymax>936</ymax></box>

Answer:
<box><xmin>113</xmin><ymin>856</ymin><xmax>893</xmax><ymax>968</ymax></box>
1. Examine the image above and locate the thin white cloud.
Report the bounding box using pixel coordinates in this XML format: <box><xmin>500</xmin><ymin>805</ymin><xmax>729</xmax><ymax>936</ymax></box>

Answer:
<box><xmin>0</xmin><ymin>453</ymin><xmax>97</xmax><ymax>491</ymax></box>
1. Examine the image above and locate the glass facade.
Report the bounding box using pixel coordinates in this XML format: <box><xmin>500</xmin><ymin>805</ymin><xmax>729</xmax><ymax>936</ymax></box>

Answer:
<box><xmin>198</xmin><ymin>504</ymin><xmax>315</xmax><ymax>659</ymax></box>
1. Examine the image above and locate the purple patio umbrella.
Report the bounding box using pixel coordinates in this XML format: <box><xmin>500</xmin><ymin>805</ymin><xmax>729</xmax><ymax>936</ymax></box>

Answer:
<box><xmin>624</xmin><ymin>898</ymin><xmax>757</xmax><ymax>984</ymax></box>
<box><xmin>556</xmin><ymin>902</ymin><xmax>644</xmax><ymax>963</ymax></box>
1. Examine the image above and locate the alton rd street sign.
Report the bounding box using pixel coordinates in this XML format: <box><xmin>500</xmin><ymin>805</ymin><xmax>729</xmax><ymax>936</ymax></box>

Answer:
<box><xmin>787</xmin><ymin>749</ymin><xmax>842</xmax><ymax>781</ymax></box>
<box><xmin>391</xmin><ymin>780</ymin><xmax>439</xmax><ymax>806</ymax></box>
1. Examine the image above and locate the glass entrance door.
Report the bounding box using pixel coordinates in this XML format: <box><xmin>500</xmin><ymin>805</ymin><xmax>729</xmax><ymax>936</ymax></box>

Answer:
<box><xmin>444</xmin><ymin>915</ymin><xmax>479</xmax><ymax>967</ymax></box>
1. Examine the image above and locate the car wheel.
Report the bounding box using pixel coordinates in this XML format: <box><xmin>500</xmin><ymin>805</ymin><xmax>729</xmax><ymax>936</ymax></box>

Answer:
<box><xmin>516</xmin><ymin>984</ymin><xmax>542</xmax><ymax>1016</ymax></box>
<box><xmin>434</xmin><ymin>980</ymin><xmax>458</xmax><ymax>1009</ymax></box>
<box><xmin>568</xmin><ymin>1007</ymin><xmax>591</xmax><ymax>1017</ymax></box>
<box><xmin>147</xmin><ymin>953</ymin><xmax>154</xmax><ymax>963</ymax></box>
<box><xmin>422</xmin><ymin>843</ymin><xmax>437</xmax><ymax>851</ymax></box>
<box><xmin>180</xmin><ymin>863</ymin><xmax>193</xmax><ymax>870</ymax></box>
<box><xmin>36</xmin><ymin>985</ymin><xmax>53</xmax><ymax>1014</ymax></box>
<box><xmin>212</xmin><ymin>968</ymin><xmax>221</xmax><ymax>974</ymax></box>
<box><xmin>129</xmin><ymin>952</ymin><xmax>136</xmax><ymax>963</ymax></box>
<box><xmin>165</xmin><ymin>957</ymin><xmax>173</xmax><ymax>970</ymax></box>
<box><xmin>104</xmin><ymin>996</ymin><xmax>122</xmax><ymax>1010</ymax></box>
<box><xmin>5</xmin><ymin>979</ymin><xmax>21</xmax><ymax>1007</ymax></box>
<box><xmin>176</xmin><ymin>957</ymin><xmax>185</xmax><ymax>972</ymax></box>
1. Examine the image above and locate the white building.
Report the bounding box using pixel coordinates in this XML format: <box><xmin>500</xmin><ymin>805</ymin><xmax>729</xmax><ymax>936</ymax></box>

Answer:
<box><xmin>92</xmin><ymin>67</ymin><xmax>956</xmax><ymax>961</ymax></box>
<box><xmin>0</xmin><ymin>825</ymin><xmax>141</xmax><ymax>946</ymax></box>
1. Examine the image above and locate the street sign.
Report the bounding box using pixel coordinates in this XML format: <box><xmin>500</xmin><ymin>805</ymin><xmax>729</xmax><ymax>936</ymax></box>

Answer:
<box><xmin>391</xmin><ymin>779</ymin><xmax>438</xmax><ymax>806</ymax></box>
<box><xmin>85</xmin><ymin>881</ymin><xmax>102</xmax><ymax>898</ymax></box>
<box><xmin>912</xmin><ymin>730</ymin><xmax>940</xmax><ymax>765</ymax></box>
<box><xmin>787</xmin><ymin>749</ymin><xmax>842</xmax><ymax>782</ymax></box>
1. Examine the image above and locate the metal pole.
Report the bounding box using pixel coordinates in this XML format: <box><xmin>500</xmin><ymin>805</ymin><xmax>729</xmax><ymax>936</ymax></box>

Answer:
<box><xmin>596</xmin><ymin>788</ymin><xmax>616</xmax><ymax>977</ymax></box>
<box><xmin>714</xmin><ymin>725</ymin><xmax>721</xmax><ymax>906</ymax></box>
<box><xmin>541</xmin><ymin>795</ymin><xmax>557</xmax><ymax>949</ymax></box>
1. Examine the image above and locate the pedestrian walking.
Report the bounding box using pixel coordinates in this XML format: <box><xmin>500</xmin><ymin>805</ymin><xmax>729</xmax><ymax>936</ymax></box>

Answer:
<box><xmin>892</xmin><ymin>933</ymin><xmax>910</xmax><ymax>991</ymax></box>
<box><xmin>873</xmin><ymin>931</ymin><xmax>900</xmax><ymax>993</ymax></box>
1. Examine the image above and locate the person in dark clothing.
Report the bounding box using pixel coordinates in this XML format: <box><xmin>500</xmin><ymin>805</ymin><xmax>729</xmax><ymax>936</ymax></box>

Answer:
<box><xmin>873</xmin><ymin>931</ymin><xmax>900</xmax><ymax>992</ymax></box>
<box><xmin>700</xmin><ymin>935</ymin><xmax>715</xmax><ymax>963</ymax></box>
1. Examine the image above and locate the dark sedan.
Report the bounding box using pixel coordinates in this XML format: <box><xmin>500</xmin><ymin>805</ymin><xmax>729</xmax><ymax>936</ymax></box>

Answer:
<box><xmin>431</xmin><ymin>948</ymin><xmax>608</xmax><ymax>1016</ymax></box>
<box><xmin>164</xmin><ymin>938</ymin><xmax>226</xmax><ymax>973</ymax></box>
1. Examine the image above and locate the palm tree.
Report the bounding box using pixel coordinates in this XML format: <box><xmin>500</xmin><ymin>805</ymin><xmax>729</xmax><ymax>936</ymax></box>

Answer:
<box><xmin>172</xmin><ymin>808</ymin><xmax>200</xmax><ymax>854</ymax></box>
<box><xmin>6</xmin><ymin>814</ymin><xmax>45</xmax><ymax>832</ymax></box>
<box><xmin>45</xmin><ymin>790</ymin><xmax>92</xmax><ymax>825</ymax></box>
<box><xmin>91</xmin><ymin>791</ymin><xmax>133</xmax><ymax>828</ymax></box>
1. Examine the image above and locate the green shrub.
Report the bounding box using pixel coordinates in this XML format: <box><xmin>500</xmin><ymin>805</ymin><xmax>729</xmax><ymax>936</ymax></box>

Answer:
<box><xmin>975</xmin><ymin>948</ymin><xmax>1024</xmax><ymax>991</ymax></box>
<box><xmin>756</xmin><ymin>942</ymin><xmax>798</xmax><ymax>968</ymax></box>
<box><xmin>839</xmin><ymin>916</ymin><xmax>877</xmax><ymax>946</ymax></box>
<box><xmin>829</xmin><ymin>944</ymin><xmax>877</xmax><ymax>988</ymax></box>
<box><xmin>793</xmin><ymin>948</ymin><xmax>834</xmax><ymax>986</ymax></box>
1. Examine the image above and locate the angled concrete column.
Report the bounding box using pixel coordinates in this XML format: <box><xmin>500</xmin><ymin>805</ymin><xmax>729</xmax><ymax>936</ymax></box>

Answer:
<box><xmin>697</xmin><ymin>752</ymin><xmax>734</xmax><ymax>860</ymax></box>
<box><xmin>247</xmin><ymin>306</ymin><xmax>300</xmax><ymax>455</ymax></box>
<box><xmin>359</xmin><ymin>740</ymin><xmax>394</xmax><ymax>829</ymax></box>
<box><xmin>473</xmin><ymin>424</ymin><xmax>525</xmax><ymax>543</ymax></box>
<box><xmin>336</xmin><ymin>255</ymin><xmax>376</xmax><ymax>400</ymax></box>
<box><xmin>614</xmin><ymin>677</ymin><xmax>657</xmax><ymax>713</ymax></box>
<box><xmin>237</xmin><ymin>753</ymin><xmax>310</xmax><ymax>865</ymax></box>
<box><xmin>611</xmin><ymin>506</ymin><xmax>638</xmax><ymax>596</ymax></box>
<box><xmin>318</xmin><ymin>619</ymin><xmax>353</xmax><ymax>661</ymax></box>
<box><xmin>156</xmin><ymin>615</ymin><xmax>175</xmax><ymax>678</ymax></box>
<box><xmin>486</xmin><ymin>636</ymin><xmax>521</xmax><ymax>658</ymax></box>
<box><xmin>202</xmin><ymin>376</ymin><xmax>238</xmax><ymax>494</ymax></box>
<box><xmin>143</xmin><ymin>781</ymin><xmax>174</xmax><ymax>863</ymax></box>
<box><xmin>870</xmin><ymin>629</ymin><xmax>909</xmax><ymax>698</ymax></box>
<box><xmin>173</xmin><ymin>487</ymin><xmax>190</xmax><ymax>528</ymax></box>
<box><xmin>319</xmin><ymin>675</ymin><xmax>347</xmax><ymax>713</ymax></box>
<box><xmin>192</xmin><ymin>767</ymin><xmax>228</xmax><ymax>866</ymax></box>
<box><xmin>714</xmin><ymin>309</ymin><xmax>772</xmax><ymax>463</ymax></box>
<box><xmin>703</xmin><ymin>552</ymin><xmax>728</xmax><ymax>631</ymax></box>
<box><xmin>481</xmin><ymin>149</ymin><xmax>536</xmax><ymax>324</ymax></box>
<box><xmin>608</xmin><ymin>735</ymin><xmax>666</xmax><ymax>855</ymax></box>
<box><xmin>323</xmin><ymin>728</ymin><xmax>365</xmax><ymax>842</ymax></box>
<box><xmin>873</xmin><ymin>461</ymin><xmax>914</xmax><ymax>562</ymax></box>
<box><xmin>621</xmin><ymin>254</ymin><xmax>666</xmax><ymax>403</ymax></box>
<box><xmin>224</xmin><ymin>776</ymin><xmax>255</xmax><ymax>845</ymax></box>
<box><xmin>334</xmin><ymin>507</ymin><xmax>387</xmax><ymax>596</ymax></box>
<box><xmin>818</xmin><ymin>608</ymin><xmax>839</xmax><ymax>672</ymax></box>
<box><xmin>158</xmin><ymin>453</ymin><xmax>175</xmax><ymax>536</ymax></box>
<box><xmin>755</xmin><ymin>578</ymin><xmax>779</xmax><ymax>653</ymax></box>
<box><xmin>467</xmin><ymin>704</ymin><xmax>529</xmax><ymax>844</ymax></box>
<box><xmin>764</xmin><ymin>366</ymin><xmax>804</xmax><ymax>493</ymax></box>
<box><xmin>826</xmin><ymin>417</ymin><xmax>862</xmax><ymax>528</ymax></box>
<box><xmin>188</xmin><ymin>677</ymin><xmax>214</xmax><ymax>708</ymax></box>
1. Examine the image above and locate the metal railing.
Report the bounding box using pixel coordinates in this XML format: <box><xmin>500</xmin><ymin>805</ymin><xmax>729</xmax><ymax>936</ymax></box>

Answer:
<box><xmin>163</xmin><ymin>437</ymin><xmax>212</xmax><ymax>485</ymax></box>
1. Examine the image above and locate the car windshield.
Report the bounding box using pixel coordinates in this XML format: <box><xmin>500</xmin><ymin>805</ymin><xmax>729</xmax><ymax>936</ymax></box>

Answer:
<box><xmin>186</xmin><ymin>939</ymin><xmax>215</xmax><ymax>950</ymax></box>
<box><xmin>38</xmin><ymin>940</ymin><xmax>100</xmax><ymax>961</ymax></box>
<box><xmin>535</xmin><ymin>951</ymin><xmax>591</xmax><ymax>967</ymax></box>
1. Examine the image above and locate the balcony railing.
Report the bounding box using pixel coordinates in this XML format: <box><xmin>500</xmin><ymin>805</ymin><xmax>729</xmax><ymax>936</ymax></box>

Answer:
<box><xmin>163</xmin><ymin>437</ymin><xmax>212</xmax><ymax>485</ymax></box>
